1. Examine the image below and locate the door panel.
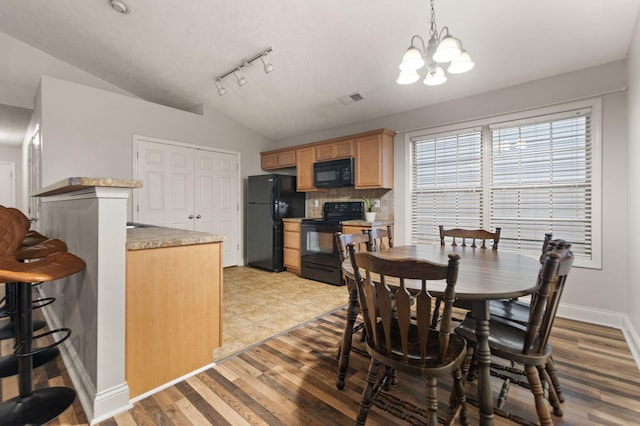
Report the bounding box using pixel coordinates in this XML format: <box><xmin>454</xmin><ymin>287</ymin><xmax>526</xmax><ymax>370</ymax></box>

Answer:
<box><xmin>136</xmin><ymin>139</ymin><xmax>240</xmax><ymax>267</ymax></box>
<box><xmin>138</xmin><ymin>141</ymin><xmax>195</xmax><ymax>228</ymax></box>
<box><xmin>195</xmin><ymin>150</ymin><xmax>239</xmax><ymax>267</ymax></box>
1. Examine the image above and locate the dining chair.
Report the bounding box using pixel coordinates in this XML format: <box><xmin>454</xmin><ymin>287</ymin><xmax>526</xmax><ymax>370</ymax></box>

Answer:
<box><xmin>431</xmin><ymin>225</ymin><xmax>502</xmax><ymax>329</ymax></box>
<box><xmin>454</xmin><ymin>239</ymin><xmax>574</xmax><ymax>425</ymax></box>
<box><xmin>439</xmin><ymin>225</ymin><xmax>501</xmax><ymax>249</ymax></box>
<box><xmin>363</xmin><ymin>225</ymin><xmax>393</xmax><ymax>252</ymax></box>
<box><xmin>348</xmin><ymin>243</ymin><xmax>469</xmax><ymax>425</ymax></box>
<box><xmin>334</xmin><ymin>231</ymin><xmax>371</xmax><ymax>390</ymax></box>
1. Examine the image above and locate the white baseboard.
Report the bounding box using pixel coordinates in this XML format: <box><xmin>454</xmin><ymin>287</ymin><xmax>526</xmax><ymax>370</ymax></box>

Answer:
<box><xmin>556</xmin><ymin>302</ymin><xmax>625</xmax><ymax>329</ymax></box>
<box><xmin>39</xmin><ymin>292</ymin><xmax>132</xmax><ymax>424</ymax></box>
<box><xmin>556</xmin><ymin>302</ymin><xmax>640</xmax><ymax>372</ymax></box>
<box><xmin>622</xmin><ymin>315</ymin><xmax>640</xmax><ymax>372</ymax></box>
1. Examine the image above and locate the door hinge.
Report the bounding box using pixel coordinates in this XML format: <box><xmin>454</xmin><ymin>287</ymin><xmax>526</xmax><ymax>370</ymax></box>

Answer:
<box><xmin>136</xmin><ymin>204</ymin><xmax>139</xmax><ymax>212</ymax></box>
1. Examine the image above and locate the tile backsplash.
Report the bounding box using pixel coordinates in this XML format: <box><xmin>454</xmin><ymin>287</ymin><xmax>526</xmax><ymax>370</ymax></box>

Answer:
<box><xmin>304</xmin><ymin>187</ymin><xmax>394</xmax><ymax>221</ymax></box>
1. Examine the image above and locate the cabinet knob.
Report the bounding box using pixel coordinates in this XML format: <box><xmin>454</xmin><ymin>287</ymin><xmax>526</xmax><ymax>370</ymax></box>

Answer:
<box><xmin>188</xmin><ymin>215</ymin><xmax>195</xmax><ymax>219</ymax></box>
<box><xmin>196</xmin><ymin>214</ymin><xmax>202</xmax><ymax>219</ymax></box>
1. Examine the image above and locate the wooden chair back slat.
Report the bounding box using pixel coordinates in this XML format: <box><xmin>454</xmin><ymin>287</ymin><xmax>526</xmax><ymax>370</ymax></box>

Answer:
<box><xmin>363</xmin><ymin>225</ymin><xmax>393</xmax><ymax>252</ymax></box>
<box><xmin>439</xmin><ymin>225</ymin><xmax>501</xmax><ymax>249</ymax></box>
<box><xmin>348</xmin><ymin>244</ymin><xmax>460</xmax><ymax>366</ymax></box>
<box><xmin>523</xmin><ymin>240</ymin><xmax>574</xmax><ymax>355</ymax></box>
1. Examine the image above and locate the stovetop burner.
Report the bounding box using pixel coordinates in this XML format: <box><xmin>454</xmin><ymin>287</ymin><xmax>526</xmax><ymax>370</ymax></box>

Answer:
<box><xmin>302</xmin><ymin>201</ymin><xmax>364</xmax><ymax>224</ymax></box>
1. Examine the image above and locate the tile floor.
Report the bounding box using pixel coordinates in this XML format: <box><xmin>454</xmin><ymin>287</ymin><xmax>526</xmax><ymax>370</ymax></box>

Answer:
<box><xmin>212</xmin><ymin>266</ymin><xmax>347</xmax><ymax>361</ymax></box>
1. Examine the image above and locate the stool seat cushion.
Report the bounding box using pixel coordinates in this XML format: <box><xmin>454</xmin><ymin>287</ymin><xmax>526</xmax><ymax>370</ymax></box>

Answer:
<box><xmin>16</xmin><ymin>239</ymin><xmax>68</xmax><ymax>260</ymax></box>
<box><xmin>0</xmin><ymin>252</ymin><xmax>85</xmax><ymax>283</ymax></box>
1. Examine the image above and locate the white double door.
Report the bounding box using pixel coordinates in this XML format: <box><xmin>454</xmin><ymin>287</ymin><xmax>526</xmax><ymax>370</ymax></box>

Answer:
<box><xmin>135</xmin><ymin>137</ymin><xmax>240</xmax><ymax>267</ymax></box>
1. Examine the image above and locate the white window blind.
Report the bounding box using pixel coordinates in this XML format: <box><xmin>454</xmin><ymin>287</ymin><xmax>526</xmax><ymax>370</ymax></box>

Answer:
<box><xmin>408</xmin><ymin>101</ymin><xmax>599</xmax><ymax>268</ymax></box>
<box><xmin>410</xmin><ymin>128</ymin><xmax>483</xmax><ymax>243</ymax></box>
<box><xmin>490</xmin><ymin>109</ymin><xmax>592</xmax><ymax>256</ymax></box>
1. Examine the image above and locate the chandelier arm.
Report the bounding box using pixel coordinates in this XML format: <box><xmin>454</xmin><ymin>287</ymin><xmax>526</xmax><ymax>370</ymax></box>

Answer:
<box><xmin>410</xmin><ymin>35</ymin><xmax>427</xmax><ymax>54</ymax></box>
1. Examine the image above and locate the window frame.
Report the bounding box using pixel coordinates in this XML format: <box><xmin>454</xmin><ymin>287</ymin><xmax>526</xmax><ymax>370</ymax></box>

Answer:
<box><xmin>404</xmin><ymin>98</ymin><xmax>602</xmax><ymax>269</ymax></box>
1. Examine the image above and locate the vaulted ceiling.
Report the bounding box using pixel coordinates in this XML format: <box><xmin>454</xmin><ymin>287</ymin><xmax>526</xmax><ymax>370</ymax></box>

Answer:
<box><xmin>0</xmin><ymin>0</ymin><xmax>639</xmax><ymax>145</ymax></box>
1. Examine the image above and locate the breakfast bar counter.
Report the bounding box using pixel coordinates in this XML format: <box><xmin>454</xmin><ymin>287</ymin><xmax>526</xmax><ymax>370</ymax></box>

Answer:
<box><xmin>125</xmin><ymin>226</ymin><xmax>226</xmax><ymax>398</ymax></box>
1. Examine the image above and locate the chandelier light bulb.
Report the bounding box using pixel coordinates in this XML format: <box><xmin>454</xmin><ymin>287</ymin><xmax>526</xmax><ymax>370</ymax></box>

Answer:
<box><xmin>397</xmin><ymin>69</ymin><xmax>421</xmax><ymax>85</ymax></box>
<box><xmin>432</xmin><ymin>34</ymin><xmax>461</xmax><ymax>63</ymax></box>
<box><xmin>399</xmin><ymin>45</ymin><xmax>426</xmax><ymax>71</ymax></box>
<box><xmin>447</xmin><ymin>50</ymin><xmax>474</xmax><ymax>74</ymax></box>
<box><xmin>423</xmin><ymin>66</ymin><xmax>447</xmax><ymax>86</ymax></box>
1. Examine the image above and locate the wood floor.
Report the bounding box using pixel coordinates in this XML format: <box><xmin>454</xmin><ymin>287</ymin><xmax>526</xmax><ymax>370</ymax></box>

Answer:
<box><xmin>2</xmin><ymin>305</ymin><xmax>639</xmax><ymax>425</ymax></box>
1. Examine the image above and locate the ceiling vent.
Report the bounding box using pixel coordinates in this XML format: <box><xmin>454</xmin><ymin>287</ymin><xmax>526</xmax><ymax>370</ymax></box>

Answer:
<box><xmin>338</xmin><ymin>92</ymin><xmax>364</xmax><ymax>106</ymax></box>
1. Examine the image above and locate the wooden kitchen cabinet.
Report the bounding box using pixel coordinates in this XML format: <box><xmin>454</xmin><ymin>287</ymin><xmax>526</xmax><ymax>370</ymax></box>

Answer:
<box><xmin>354</xmin><ymin>129</ymin><xmax>394</xmax><ymax>189</ymax></box>
<box><xmin>296</xmin><ymin>146</ymin><xmax>317</xmax><ymax>191</ymax></box>
<box><xmin>314</xmin><ymin>139</ymin><xmax>353</xmax><ymax>161</ymax></box>
<box><xmin>126</xmin><ymin>241</ymin><xmax>222</xmax><ymax>397</ymax></box>
<box><xmin>283</xmin><ymin>221</ymin><xmax>301</xmax><ymax>274</ymax></box>
<box><xmin>261</xmin><ymin>149</ymin><xmax>296</xmax><ymax>170</ymax></box>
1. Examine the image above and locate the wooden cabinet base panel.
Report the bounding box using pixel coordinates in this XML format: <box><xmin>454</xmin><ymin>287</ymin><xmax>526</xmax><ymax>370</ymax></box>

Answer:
<box><xmin>126</xmin><ymin>242</ymin><xmax>222</xmax><ymax>397</ymax></box>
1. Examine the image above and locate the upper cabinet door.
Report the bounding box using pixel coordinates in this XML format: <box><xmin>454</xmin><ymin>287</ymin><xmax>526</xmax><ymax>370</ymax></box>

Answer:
<box><xmin>355</xmin><ymin>132</ymin><xmax>394</xmax><ymax>189</ymax></box>
<box><xmin>296</xmin><ymin>147</ymin><xmax>317</xmax><ymax>192</ymax></box>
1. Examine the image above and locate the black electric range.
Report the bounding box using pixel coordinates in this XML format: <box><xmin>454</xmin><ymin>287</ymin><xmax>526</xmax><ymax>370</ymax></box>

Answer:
<box><xmin>300</xmin><ymin>202</ymin><xmax>364</xmax><ymax>285</ymax></box>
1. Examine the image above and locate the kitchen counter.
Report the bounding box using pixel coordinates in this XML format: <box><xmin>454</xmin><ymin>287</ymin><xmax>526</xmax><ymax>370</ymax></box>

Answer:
<box><xmin>126</xmin><ymin>225</ymin><xmax>226</xmax><ymax>250</ymax></box>
<box><xmin>342</xmin><ymin>219</ymin><xmax>394</xmax><ymax>227</ymax></box>
<box><xmin>31</xmin><ymin>176</ymin><xmax>142</xmax><ymax>196</ymax></box>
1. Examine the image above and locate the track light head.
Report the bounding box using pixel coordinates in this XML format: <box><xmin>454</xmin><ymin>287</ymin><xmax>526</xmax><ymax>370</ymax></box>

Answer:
<box><xmin>234</xmin><ymin>69</ymin><xmax>247</xmax><ymax>86</ymax></box>
<box><xmin>261</xmin><ymin>52</ymin><xmax>274</xmax><ymax>73</ymax></box>
<box><xmin>215</xmin><ymin>79</ymin><xmax>227</xmax><ymax>96</ymax></box>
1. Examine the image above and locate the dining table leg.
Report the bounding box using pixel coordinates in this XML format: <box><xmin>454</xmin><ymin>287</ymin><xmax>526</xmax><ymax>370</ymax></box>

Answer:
<box><xmin>474</xmin><ymin>300</ymin><xmax>494</xmax><ymax>425</ymax></box>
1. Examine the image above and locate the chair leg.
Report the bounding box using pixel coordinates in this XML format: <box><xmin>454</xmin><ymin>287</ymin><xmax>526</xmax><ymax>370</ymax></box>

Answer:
<box><xmin>525</xmin><ymin>364</ymin><xmax>553</xmax><ymax>426</ymax></box>
<box><xmin>545</xmin><ymin>357</ymin><xmax>565</xmax><ymax>403</ymax></box>
<box><xmin>336</xmin><ymin>287</ymin><xmax>359</xmax><ymax>390</ymax></box>
<box><xmin>425</xmin><ymin>376</ymin><xmax>438</xmax><ymax>426</ymax></box>
<box><xmin>448</xmin><ymin>367</ymin><xmax>469</xmax><ymax>426</ymax></box>
<box><xmin>538</xmin><ymin>365</ymin><xmax>563</xmax><ymax>417</ymax></box>
<box><xmin>356</xmin><ymin>359</ymin><xmax>381</xmax><ymax>426</ymax></box>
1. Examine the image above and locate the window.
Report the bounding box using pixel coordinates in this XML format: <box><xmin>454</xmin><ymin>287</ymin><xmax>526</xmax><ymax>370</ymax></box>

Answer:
<box><xmin>407</xmin><ymin>99</ymin><xmax>601</xmax><ymax>269</ymax></box>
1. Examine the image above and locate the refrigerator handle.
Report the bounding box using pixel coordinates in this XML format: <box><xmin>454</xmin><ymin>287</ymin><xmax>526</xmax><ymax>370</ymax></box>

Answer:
<box><xmin>270</xmin><ymin>183</ymin><xmax>277</xmax><ymax>223</ymax></box>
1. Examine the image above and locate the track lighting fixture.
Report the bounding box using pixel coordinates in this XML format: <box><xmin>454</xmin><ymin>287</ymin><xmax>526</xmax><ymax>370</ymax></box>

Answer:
<box><xmin>397</xmin><ymin>0</ymin><xmax>473</xmax><ymax>86</ymax></box>
<box><xmin>234</xmin><ymin>69</ymin><xmax>247</xmax><ymax>86</ymax></box>
<box><xmin>214</xmin><ymin>47</ymin><xmax>273</xmax><ymax>96</ymax></box>
<box><xmin>215</xmin><ymin>79</ymin><xmax>227</xmax><ymax>96</ymax></box>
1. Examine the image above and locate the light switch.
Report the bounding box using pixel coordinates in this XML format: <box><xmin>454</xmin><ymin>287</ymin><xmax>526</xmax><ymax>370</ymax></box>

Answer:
<box><xmin>374</xmin><ymin>199</ymin><xmax>380</xmax><ymax>208</ymax></box>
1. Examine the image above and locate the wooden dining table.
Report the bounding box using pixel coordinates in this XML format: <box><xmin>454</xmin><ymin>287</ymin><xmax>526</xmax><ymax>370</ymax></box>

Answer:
<box><xmin>340</xmin><ymin>244</ymin><xmax>540</xmax><ymax>426</ymax></box>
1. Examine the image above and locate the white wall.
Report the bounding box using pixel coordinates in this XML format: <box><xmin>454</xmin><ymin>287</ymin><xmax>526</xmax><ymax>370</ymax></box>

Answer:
<box><xmin>0</xmin><ymin>144</ymin><xmax>21</xmax><ymax>205</ymax></box>
<box><xmin>626</xmin><ymin>12</ymin><xmax>640</xmax><ymax>357</ymax></box>
<box><xmin>277</xmin><ymin>60</ymin><xmax>630</xmax><ymax>327</ymax></box>
<box><xmin>37</xmin><ymin>75</ymin><xmax>272</xmax><ymax>217</ymax></box>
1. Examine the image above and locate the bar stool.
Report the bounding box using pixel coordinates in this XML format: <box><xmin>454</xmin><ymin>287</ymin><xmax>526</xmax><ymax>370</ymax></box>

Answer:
<box><xmin>0</xmin><ymin>208</ymin><xmax>64</xmax><ymax>341</ymax></box>
<box><xmin>0</xmin><ymin>208</ymin><xmax>86</xmax><ymax>425</ymax></box>
<box><xmin>0</xmin><ymin>238</ymin><xmax>69</xmax><ymax>379</ymax></box>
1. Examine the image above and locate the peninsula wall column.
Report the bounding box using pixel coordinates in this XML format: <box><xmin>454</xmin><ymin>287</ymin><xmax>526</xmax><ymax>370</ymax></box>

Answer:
<box><xmin>32</xmin><ymin>177</ymin><xmax>142</xmax><ymax>423</ymax></box>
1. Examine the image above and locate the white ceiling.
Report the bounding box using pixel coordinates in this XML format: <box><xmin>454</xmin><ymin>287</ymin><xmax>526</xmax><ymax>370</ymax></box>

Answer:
<box><xmin>0</xmin><ymin>0</ymin><xmax>639</xmax><ymax>144</ymax></box>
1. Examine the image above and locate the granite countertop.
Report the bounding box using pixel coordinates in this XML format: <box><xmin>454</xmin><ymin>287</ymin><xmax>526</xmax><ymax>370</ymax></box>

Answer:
<box><xmin>31</xmin><ymin>177</ymin><xmax>142</xmax><ymax>197</ymax></box>
<box><xmin>283</xmin><ymin>217</ymin><xmax>313</xmax><ymax>223</ymax></box>
<box><xmin>282</xmin><ymin>217</ymin><xmax>394</xmax><ymax>226</ymax></box>
<box><xmin>342</xmin><ymin>219</ymin><xmax>394</xmax><ymax>227</ymax></box>
<box><xmin>127</xmin><ymin>225</ymin><xmax>226</xmax><ymax>250</ymax></box>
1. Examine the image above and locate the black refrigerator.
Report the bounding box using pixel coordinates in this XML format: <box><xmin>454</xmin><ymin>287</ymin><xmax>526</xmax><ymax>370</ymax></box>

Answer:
<box><xmin>247</xmin><ymin>174</ymin><xmax>305</xmax><ymax>272</ymax></box>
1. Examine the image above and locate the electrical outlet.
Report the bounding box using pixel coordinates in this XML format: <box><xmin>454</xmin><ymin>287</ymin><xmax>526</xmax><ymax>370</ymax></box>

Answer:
<box><xmin>313</xmin><ymin>200</ymin><xmax>319</xmax><ymax>208</ymax></box>
<box><xmin>374</xmin><ymin>199</ymin><xmax>380</xmax><ymax>208</ymax></box>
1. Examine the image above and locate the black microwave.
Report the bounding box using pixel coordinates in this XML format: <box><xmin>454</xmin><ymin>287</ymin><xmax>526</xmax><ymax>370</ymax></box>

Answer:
<box><xmin>313</xmin><ymin>158</ymin><xmax>355</xmax><ymax>188</ymax></box>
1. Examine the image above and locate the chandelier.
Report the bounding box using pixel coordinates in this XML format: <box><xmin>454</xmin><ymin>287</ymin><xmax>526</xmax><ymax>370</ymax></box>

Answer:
<box><xmin>397</xmin><ymin>0</ymin><xmax>473</xmax><ymax>86</ymax></box>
